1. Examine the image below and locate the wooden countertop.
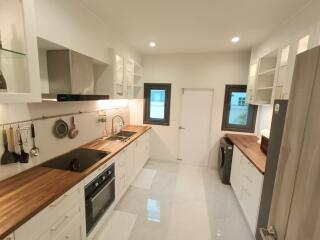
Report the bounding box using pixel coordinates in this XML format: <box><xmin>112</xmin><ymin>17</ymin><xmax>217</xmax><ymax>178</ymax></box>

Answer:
<box><xmin>0</xmin><ymin>125</ymin><xmax>151</xmax><ymax>239</ymax></box>
<box><xmin>226</xmin><ymin>134</ymin><xmax>266</xmax><ymax>174</ymax></box>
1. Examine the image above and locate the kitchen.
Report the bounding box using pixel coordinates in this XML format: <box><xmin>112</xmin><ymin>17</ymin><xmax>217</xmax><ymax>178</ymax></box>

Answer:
<box><xmin>0</xmin><ymin>0</ymin><xmax>319</xmax><ymax>240</ymax></box>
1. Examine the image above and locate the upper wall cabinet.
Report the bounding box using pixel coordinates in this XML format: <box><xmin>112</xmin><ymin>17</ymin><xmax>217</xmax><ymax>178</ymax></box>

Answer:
<box><xmin>38</xmin><ymin>37</ymin><xmax>109</xmax><ymax>98</ymax></box>
<box><xmin>248</xmin><ymin>31</ymin><xmax>314</xmax><ymax>105</ymax></box>
<box><xmin>0</xmin><ymin>0</ymin><xmax>41</xmax><ymax>102</ymax></box>
<box><xmin>95</xmin><ymin>49</ymin><xmax>143</xmax><ymax>99</ymax></box>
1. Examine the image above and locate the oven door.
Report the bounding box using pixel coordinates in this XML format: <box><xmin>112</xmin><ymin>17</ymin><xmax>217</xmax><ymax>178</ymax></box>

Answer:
<box><xmin>85</xmin><ymin>177</ymin><xmax>115</xmax><ymax>234</ymax></box>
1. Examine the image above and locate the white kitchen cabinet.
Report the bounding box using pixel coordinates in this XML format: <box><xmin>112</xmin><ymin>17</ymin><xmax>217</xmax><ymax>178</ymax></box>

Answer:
<box><xmin>15</xmin><ymin>182</ymin><xmax>86</xmax><ymax>240</ymax></box>
<box><xmin>133</xmin><ymin>130</ymin><xmax>150</xmax><ymax>178</ymax></box>
<box><xmin>125</xmin><ymin>58</ymin><xmax>143</xmax><ymax>99</ymax></box>
<box><xmin>53</xmin><ymin>206</ymin><xmax>85</xmax><ymax>240</ymax></box>
<box><xmin>230</xmin><ymin>146</ymin><xmax>264</xmax><ymax>235</ymax></box>
<box><xmin>95</xmin><ymin>50</ymin><xmax>143</xmax><ymax>99</ymax></box>
<box><xmin>0</xmin><ymin>0</ymin><xmax>41</xmax><ymax>103</ymax></box>
<box><xmin>230</xmin><ymin>146</ymin><xmax>243</xmax><ymax>199</ymax></box>
<box><xmin>3</xmin><ymin>233</ymin><xmax>14</xmax><ymax>240</ymax></box>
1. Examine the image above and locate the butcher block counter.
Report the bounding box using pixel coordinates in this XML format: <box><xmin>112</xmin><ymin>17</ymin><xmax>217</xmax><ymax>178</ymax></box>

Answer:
<box><xmin>226</xmin><ymin>134</ymin><xmax>266</xmax><ymax>174</ymax></box>
<box><xmin>0</xmin><ymin>125</ymin><xmax>151</xmax><ymax>239</ymax></box>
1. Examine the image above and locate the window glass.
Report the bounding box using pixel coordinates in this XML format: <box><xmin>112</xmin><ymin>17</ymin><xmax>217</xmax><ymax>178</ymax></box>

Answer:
<box><xmin>228</xmin><ymin>92</ymin><xmax>249</xmax><ymax>125</ymax></box>
<box><xmin>150</xmin><ymin>89</ymin><xmax>166</xmax><ymax>119</ymax></box>
<box><xmin>144</xmin><ymin>83</ymin><xmax>171</xmax><ymax>125</ymax></box>
<box><xmin>221</xmin><ymin>85</ymin><xmax>257</xmax><ymax>132</ymax></box>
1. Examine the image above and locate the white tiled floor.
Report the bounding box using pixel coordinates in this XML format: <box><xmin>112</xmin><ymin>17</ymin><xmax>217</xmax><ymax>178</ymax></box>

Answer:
<box><xmin>131</xmin><ymin>168</ymin><xmax>157</xmax><ymax>189</ymax></box>
<box><xmin>98</xmin><ymin>160</ymin><xmax>254</xmax><ymax>240</ymax></box>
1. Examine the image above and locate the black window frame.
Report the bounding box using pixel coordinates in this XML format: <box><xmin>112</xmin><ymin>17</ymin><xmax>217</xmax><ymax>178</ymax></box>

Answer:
<box><xmin>143</xmin><ymin>83</ymin><xmax>171</xmax><ymax>126</ymax></box>
<box><xmin>221</xmin><ymin>85</ymin><xmax>257</xmax><ymax>133</ymax></box>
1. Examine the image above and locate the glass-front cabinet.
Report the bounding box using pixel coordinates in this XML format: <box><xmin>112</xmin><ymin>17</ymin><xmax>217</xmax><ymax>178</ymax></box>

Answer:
<box><xmin>0</xmin><ymin>0</ymin><xmax>41</xmax><ymax>102</ymax></box>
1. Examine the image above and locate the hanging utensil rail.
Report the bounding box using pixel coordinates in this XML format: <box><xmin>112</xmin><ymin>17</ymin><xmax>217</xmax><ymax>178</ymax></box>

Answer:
<box><xmin>0</xmin><ymin>110</ymin><xmax>102</xmax><ymax>127</ymax></box>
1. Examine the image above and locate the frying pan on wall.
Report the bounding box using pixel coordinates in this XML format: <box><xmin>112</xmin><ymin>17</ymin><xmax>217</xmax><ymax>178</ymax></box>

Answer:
<box><xmin>53</xmin><ymin>119</ymin><xmax>69</xmax><ymax>138</ymax></box>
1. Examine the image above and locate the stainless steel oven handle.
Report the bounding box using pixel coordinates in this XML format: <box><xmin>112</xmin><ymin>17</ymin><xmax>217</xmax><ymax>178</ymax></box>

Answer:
<box><xmin>90</xmin><ymin>178</ymin><xmax>115</xmax><ymax>203</ymax></box>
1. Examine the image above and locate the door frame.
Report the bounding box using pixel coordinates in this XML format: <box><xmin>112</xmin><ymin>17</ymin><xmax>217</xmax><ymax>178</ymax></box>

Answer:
<box><xmin>177</xmin><ymin>88</ymin><xmax>214</xmax><ymax>166</ymax></box>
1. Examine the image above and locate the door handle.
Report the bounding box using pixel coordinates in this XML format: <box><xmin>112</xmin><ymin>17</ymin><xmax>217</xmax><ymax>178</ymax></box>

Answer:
<box><xmin>260</xmin><ymin>226</ymin><xmax>277</xmax><ymax>240</ymax></box>
<box><xmin>179</xmin><ymin>126</ymin><xmax>185</xmax><ymax>130</ymax></box>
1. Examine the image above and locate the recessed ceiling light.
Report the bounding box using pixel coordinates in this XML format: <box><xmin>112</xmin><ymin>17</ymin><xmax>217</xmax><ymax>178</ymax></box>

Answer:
<box><xmin>231</xmin><ymin>37</ymin><xmax>240</xmax><ymax>43</ymax></box>
<box><xmin>149</xmin><ymin>42</ymin><xmax>156</xmax><ymax>48</ymax></box>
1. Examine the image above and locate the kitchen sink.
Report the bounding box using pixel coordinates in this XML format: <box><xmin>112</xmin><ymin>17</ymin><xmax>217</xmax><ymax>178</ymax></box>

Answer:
<box><xmin>115</xmin><ymin>131</ymin><xmax>136</xmax><ymax>138</ymax></box>
<box><xmin>106</xmin><ymin>131</ymin><xmax>137</xmax><ymax>142</ymax></box>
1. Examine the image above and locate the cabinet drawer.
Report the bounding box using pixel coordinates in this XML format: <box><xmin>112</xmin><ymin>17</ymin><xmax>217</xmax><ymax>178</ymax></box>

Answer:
<box><xmin>242</xmin><ymin>156</ymin><xmax>264</xmax><ymax>192</ymax></box>
<box><xmin>52</xmin><ymin>205</ymin><xmax>84</xmax><ymax>240</ymax></box>
<box><xmin>15</xmin><ymin>183</ymin><xmax>83</xmax><ymax>240</ymax></box>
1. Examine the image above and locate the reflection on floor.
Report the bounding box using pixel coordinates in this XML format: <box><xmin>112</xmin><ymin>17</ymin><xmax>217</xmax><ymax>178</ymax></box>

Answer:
<box><xmin>96</xmin><ymin>160</ymin><xmax>254</xmax><ymax>240</ymax></box>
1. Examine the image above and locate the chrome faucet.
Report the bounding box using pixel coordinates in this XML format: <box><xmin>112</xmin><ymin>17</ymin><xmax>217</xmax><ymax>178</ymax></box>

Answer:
<box><xmin>111</xmin><ymin>115</ymin><xmax>125</xmax><ymax>135</ymax></box>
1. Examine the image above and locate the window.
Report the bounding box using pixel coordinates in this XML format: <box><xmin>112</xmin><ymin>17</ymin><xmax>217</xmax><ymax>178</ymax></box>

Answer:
<box><xmin>222</xmin><ymin>85</ymin><xmax>257</xmax><ymax>132</ymax></box>
<box><xmin>144</xmin><ymin>83</ymin><xmax>171</xmax><ymax>125</ymax></box>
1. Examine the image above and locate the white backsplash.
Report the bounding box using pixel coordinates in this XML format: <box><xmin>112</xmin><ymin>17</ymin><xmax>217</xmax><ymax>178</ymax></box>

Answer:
<box><xmin>0</xmin><ymin>101</ymin><xmax>130</xmax><ymax>181</ymax></box>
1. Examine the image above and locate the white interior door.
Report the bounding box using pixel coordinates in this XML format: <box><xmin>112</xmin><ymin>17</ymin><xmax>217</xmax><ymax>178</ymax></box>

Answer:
<box><xmin>178</xmin><ymin>89</ymin><xmax>213</xmax><ymax>166</ymax></box>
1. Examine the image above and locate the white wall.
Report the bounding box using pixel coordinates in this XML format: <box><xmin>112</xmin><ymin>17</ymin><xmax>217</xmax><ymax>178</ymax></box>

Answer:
<box><xmin>0</xmin><ymin>101</ymin><xmax>129</xmax><ymax>181</ymax></box>
<box><xmin>132</xmin><ymin>52</ymin><xmax>250</xmax><ymax>168</ymax></box>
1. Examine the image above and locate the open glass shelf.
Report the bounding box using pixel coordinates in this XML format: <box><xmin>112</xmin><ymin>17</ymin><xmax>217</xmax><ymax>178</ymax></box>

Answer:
<box><xmin>0</xmin><ymin>47</ymin><xmax>26</xmax><ymax>59</ymax></box>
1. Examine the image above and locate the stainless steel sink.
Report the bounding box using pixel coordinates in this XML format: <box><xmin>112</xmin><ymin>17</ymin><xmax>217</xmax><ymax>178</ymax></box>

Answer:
<box><xmin>115</xmin><ymin>131</ymin><xmax>136</xmax><ymax>138</ymax></box>
<box><xmin>106</xmin><ymin>131</ymin><xmax>137</xmax><ymax>142</ymax></box>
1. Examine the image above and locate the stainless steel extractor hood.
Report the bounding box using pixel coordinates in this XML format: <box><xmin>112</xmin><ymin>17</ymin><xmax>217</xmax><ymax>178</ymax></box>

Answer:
<box><xmin>42</xmin><ymin>48</ymin><xmax>109</xmax><ymax>102</ymax></box>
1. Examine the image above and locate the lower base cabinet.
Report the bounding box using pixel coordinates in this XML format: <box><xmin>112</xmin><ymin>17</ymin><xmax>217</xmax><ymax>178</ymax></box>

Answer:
<box><xmin>15</xmin><ymin>183</ymin><xmax>86</xmax><ymax>240</ymax></box>
<box><xmin>12</xmin><ymin>129</ymin><xmax>151</xmax><ymax>240</ymax></box>
<box><xmin>230</xmin><ymin>146</ymin><xmax>264</xmax><ymax>235</ymax></box>
<box><xmin>3</xmin><ymin>234</ymin><xmax>14</xmax><ymax>240</ymax></box>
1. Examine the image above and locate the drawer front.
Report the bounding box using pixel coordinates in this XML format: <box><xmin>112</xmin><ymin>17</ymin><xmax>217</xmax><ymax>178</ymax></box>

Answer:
<box><xmin>240</xmin><ymin>156</ymin><xmax>264</xmax><ymax>234</ymax></box>
<box><xmin>52</xmin><ymin>205</ymin><xmax>84</xmax><ymax>240</ymax></box>
<box><xmin>15</xmin><ymin>183</ymin><xmax>83</xmax><ymax>240</ymax></box>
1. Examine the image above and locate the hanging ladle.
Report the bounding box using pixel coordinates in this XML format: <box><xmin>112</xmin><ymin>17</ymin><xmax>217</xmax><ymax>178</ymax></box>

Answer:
<box><xmin>30</xmin><ymin>123</ymin><xmax>40</xmax><ymax>157</ymax></box>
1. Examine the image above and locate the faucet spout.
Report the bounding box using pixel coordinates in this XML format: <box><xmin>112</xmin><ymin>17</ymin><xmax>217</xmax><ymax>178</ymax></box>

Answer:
<box><xmin>111</xmin><ymin>115</ymin><xmax>125</xmax><ymax>135</ymax></box>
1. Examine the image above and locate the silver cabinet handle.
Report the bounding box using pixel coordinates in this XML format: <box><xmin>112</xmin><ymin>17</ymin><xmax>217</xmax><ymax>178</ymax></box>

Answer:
<box><xmin>179</xmin><ymin>126</ymin><xmax>185</xmax><ymax>130</ymax></box>
<box><xmin>260</xmin><ymin>226</ymin><xmax>277</xmax><ymax>240</ymax></box>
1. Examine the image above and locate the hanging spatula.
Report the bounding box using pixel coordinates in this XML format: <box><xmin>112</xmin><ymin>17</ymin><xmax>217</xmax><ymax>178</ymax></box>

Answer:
<box><xmin>1</xmin><ymin>129</ymin><xmax>16</xmax><ymax>164</ymax></box>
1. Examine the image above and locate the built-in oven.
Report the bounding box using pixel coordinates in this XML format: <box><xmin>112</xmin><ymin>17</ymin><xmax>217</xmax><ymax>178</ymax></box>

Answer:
<box><xmin>85</xmin><ymin>163</ymin><xmax>115</xmax><ymax>235</ymax></box>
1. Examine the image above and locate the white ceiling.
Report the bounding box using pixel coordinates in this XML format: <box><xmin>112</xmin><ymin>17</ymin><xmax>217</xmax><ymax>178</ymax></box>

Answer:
<box><xmin>81</xmin><ymin>0</ymin><xmax>311</xmax><ymax>54</ymax></box>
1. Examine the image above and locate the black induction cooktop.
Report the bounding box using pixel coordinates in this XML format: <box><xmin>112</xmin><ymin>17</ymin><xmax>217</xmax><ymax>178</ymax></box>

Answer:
<box><xmin>42</xmin><ymin>148</ymin><xmax>110</xmax><ymax>172</ymax></box>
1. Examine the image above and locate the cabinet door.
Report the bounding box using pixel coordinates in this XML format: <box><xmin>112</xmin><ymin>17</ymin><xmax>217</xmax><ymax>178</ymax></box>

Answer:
<box><xmin>0</xmin><ymin>0</ymin><xmax>41</xmax><ymax>102</ymax></box>
<box><xmin>115</xmin><ymin>153</ymin><xmax>126</xmax><ymax>200</ymax></box>
<box><xmin>125</xmin><ymin>58</ymin><xmax>135</xmax><ymax>99</ymax></box>
<box><xmin>3</xmin><ymin>233</ymin><xmax>14</xmax><ymax>240</ymax></box>
<box><xmin>230</xmin><ymin>146</ymin><xmax>243</xmax><ymax>200</ymax></box>
<box><xmin>53</xmin><ymin>211</ymin><xmax>85</xmax><ymax>240</ymax></box>
<box><xmin>143</xmin><ymin>131</ymin><xmax>150</xmax><ymax>165</ymax></box>
<box><xmin>247</xmin><ymin>63</ymin><xmax>258</xmax><ymax>104</ymax></box>
<box><xmin>133</xmin><ymin>138</ymin><xmax>145</xmax><ymax>177</ymax></box>
<box><xmin>124</xmin><ymin>143</ymin><xmax>135</xmax><ymax>185</ymax></box>
<box><xmin>114</xmin><ymin>55</ymin><xmax>125</xmax><ymax>98</ymax></box>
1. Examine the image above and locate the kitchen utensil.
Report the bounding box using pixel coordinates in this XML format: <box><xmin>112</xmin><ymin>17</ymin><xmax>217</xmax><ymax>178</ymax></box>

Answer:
<box><xmin>30</xmin><ymin>123</ymin><xmax>40</xmax><ymax>157</ymax></box>
<box><xmin>1</xmin><ymin>129</ymin><xmax>16</xmax><ymax>165</ymax></box>
<box><xmin>68</xmin><ymin>116</ymin><xmax>79</xmax><ymax>139</ymax></box>
<box><xmin>53</xmin><ymin>119</ymin><xmax>69</xmax><ymax>138</ymax></box>
<box><xmin>0</xmin><ymin>70</ymin><xmax>7</xmax><ymax>92</ymax></box>
<box><xmin>17</xmin><ymin>127</ymin><xmax>29</xmax><ymax>163</ymax></box>
<box><xmin>8</xmin><ymin>126</ymin><xmax>19</xmax><ymax>160</ymax></box>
